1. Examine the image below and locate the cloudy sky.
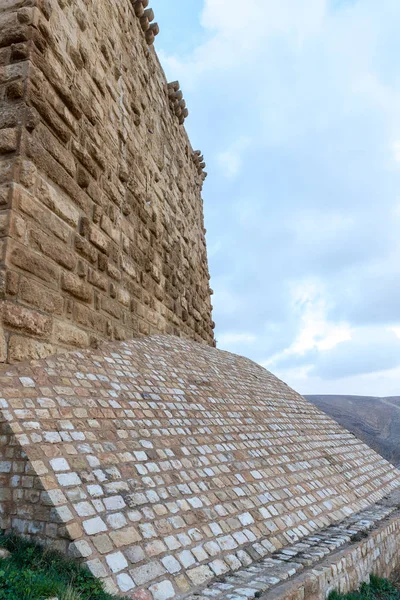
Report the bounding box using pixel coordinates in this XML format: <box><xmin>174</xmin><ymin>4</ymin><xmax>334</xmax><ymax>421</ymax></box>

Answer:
<box><xmin>151</xmin><ymin>0</ymin><xmax>400</xmax><ymax>396</ymax></box>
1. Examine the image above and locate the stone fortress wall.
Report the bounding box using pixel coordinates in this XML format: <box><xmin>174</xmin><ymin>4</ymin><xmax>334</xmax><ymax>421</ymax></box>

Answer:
<box><xmin>1</xmin><ymin>3</ymin><xmax>400</xmax><ymax>600</ymax></box>
<box><xmin>0</xmin><ymin>0</ymin><xmax>215</xmax><ymax>364</ymax></box>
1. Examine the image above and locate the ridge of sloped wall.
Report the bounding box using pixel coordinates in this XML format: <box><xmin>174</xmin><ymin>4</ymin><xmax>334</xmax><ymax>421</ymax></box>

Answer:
<box><xmin>0</xmin><ymin>1</ymin><xmax>31</xmax><ymax>361</ymax></box>
<box><xmin>0</xmin><ymin>0</ymin><xmax>214</xmax><ymax>364</ymax></box>
<box><xmin>0</xmin><ymin>336</ymin><xmax>398</xmax><ymax>597</ymax></box>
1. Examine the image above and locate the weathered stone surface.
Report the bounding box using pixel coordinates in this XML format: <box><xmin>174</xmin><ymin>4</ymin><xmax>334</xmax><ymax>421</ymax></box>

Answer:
<box><xmin>61</xmin><ymin>272</ymin><xmax>92</xmax><ymax>302</ymax></box>
<box><xmin>52</xmin><ymin>321</ymin><xmax>89</xmax><ymax>348</ymax></box>
<box><xmin>0</xmin><ymin>336</ymin><xmax>399</xmax><ymax>598</ymax></box>
<box><xmin>20</xmin><ymin>278</ymin><xmax>63</xmax><ymax>315</ymax></box>
<box><xmin>0</xmin><ymin>158</ymin><xmax>13</xmax><ymax>184</ymax></box>
<box><xmin>0</xmin><ymin>323</ymin><xmax>6</xmax><ymax>362</ymax></box>
<box><xmin>8</xmin><ymin>334</ymin><xmax>56</xmax><ymax>363</ymax></box>
<box><xmin>2</xmin><ymin>301</ymin><xmax>52</xmax><ymax>336</ymax></box>
<box><xmin>0</xmin><ymin>0</ymin><xmax>214</xmax><ymax>364</ymax></box>
<box><xmin>9</xmin><ymin>243</ymin><xmax>59</xmax><ymax>284</ymax></box>
<box><xmin>0</xmin><ymin>127</ymin><xmax>18</xmax><ymax>154</ymax></box>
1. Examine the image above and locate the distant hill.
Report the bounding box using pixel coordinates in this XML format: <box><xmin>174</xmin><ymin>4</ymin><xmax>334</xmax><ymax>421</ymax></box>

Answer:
<box><xmin>305</xmin><ymin>395</ymin><xmax>400</xmax><ymax>467</ymax></box>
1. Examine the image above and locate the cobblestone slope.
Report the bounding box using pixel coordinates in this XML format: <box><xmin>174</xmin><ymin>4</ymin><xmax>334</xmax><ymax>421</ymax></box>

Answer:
<box><xmin>0</xmin><ymin>336</ymin><xmax>398</xmax><ymax>598</ymax></box>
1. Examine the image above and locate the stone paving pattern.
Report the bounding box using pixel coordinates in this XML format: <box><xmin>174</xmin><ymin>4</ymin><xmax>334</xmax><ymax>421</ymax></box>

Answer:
<box><xmin>189</xmin><ymin>492</ymin><xmax>399</xmax><ymax>600</ymax></box>
<box><xmin>266</xmin><ymin>502</ymin><xmax>400</xmax><ymax>600</ymax></box>
<box><xmin>0</xmin><ymin>0</ymin><xmax>214</xmax><ymax>364</ymax></box>
<box><xmin>0</xmin><ymin>336</ymin><xmax>398</xmax><ymax>598</ymax></box>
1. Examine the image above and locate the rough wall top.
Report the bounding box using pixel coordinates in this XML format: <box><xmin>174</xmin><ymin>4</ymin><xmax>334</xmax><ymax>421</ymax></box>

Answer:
<box><xmin>131</xmin><ymin>1</ymin><xmax>160</xmax><ymax>48</ymax></box>
<box><xmin>0</xmin><ymin>336</ymin><xmax>398</xmax><ymax>597</ymax></box>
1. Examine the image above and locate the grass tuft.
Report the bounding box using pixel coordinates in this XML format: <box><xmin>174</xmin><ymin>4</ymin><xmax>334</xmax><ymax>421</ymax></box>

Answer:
<box><xmin>328</xmin><ymin>575</ymin><xmax>400</xmax><ymax>599</ymax></box>
<box><xmin>0</xmin><ymin>533</ymin><xmax>125</xmax><ymax>600</ymax></box>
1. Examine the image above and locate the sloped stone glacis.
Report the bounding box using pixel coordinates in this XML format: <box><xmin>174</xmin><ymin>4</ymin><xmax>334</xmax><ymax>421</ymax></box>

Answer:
<box><xmin>0</xmin><ymin>336</ymin><xmax>399</xmax><ymax>597</ymax></box>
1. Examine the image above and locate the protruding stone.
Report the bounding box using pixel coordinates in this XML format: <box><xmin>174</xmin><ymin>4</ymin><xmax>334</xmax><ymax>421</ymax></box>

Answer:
<box><xmin>0</xmin><ymin>128</ymin><xmax>18</xmax><ymax>154</ymax></box>
<box><xmin>174</xmin><ymin>90</ymin><xmax>183</xmax><ymax>101</ymax></box>
<box><xmin>133</xmin><ymin>0</ymin><xmax>144</xmax><ymax>17</ymax></box>
<box><xmin>0</xmin><ymin>548</ymin><xmax>11</xmax><ymax>559</ymax></box>
<box><xmin>168</xmin><ymin>81</ymin><xmax>180</xmax><ymax>91</ymax></box>
<box><xmin>145</xmin><ymin>29</ymin><xmax>155</xmax><ymax>46</ymax></box>
<box><xmin>143</xmin><ymin>8</ymin><xmax>154</xmax><ymax>21</ymax></box>
<box><xmin>140</xmin><ymin>16</ymin><xmax>149</xmax><ymax>32</ymax></box>
<box><xmin>150</xmin><ymin>22</ymin><xmax>159</xmax><ymax>36</ymax></box>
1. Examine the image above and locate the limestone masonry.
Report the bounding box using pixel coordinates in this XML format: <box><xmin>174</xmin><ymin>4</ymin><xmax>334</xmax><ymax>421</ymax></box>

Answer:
<box><xmin>0</xmin><ymin>0</ymin><xmax>214</xmax><ymax>364</ymax></box>
<box><xmin>1</xmin><ymin>2</ymin><xmax>400</xmax><ymax>600</ymax></box>
<box><xmin>0</xmin><ymin>336</ymin><xmax>399</xmax><ymax>598</ymax></box>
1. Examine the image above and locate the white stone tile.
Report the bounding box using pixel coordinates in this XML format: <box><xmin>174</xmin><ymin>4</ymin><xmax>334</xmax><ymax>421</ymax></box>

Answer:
<box><xmin>116</xmin><ymin>573</ymin><xmax>135</xmax><ymax>592</ymax></box>
<box><xmin>161</xmin><ymin>555</ymin><xmax>181</xmax><ymax>574</ymax></box>
<box><xmin>106</xmin><ymin>551</ymin><xmax>128</xmax><ymax>573</ymax></box>
<box><xmin>83</xmin><ymin>517</ymin><xmax>107</xmax><ymax>535</ymax></box>
<box><xmin>149</xmin><ymin>579</ymin><xmax>175</xmax><ymax>600</ymax></box>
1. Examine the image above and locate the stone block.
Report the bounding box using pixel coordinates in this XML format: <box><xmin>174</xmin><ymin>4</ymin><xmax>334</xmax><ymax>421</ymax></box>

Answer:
<box><xmin>149</xmin><ymin>580</ymin><xmax>175</xmax><ymax>600</ymax></box>
<box><xmin>30</xmin><ymin>229</ymin><xmax>76</xmax><ymax>271</ymax></box>
<box><xmin>20</xmin><ymin>278</ymin><xmax>63</xmax><ymax>315</ymax></box>
<box><xmin>0</xmin><ymin>158</ymin><xmax>13</xmax><ymax>184</ymax></box>
<box><xmin>8</xmin><ymin>335</ymin><xmax>55</xmax><ymax>363</ymax></box>
<box><xmin>0</xmin><ymin>322</ymin><xmax>6</xmax><ymax>363</ymax></box>
<box><xmin>74</xmin><ymin>235</ymin><xmax>97</xmax><ymax>264</ymax></box>
<box><xmin>106</xmin><ymin>551</ymin><xmax>128</xmax><ymax>574</ymax></box>
<box><xmin>0</xmin><ymin>185</ymin><xmax>11</xmax><ymax>207</ymax></box>
<box><xmin>116</xmin><ymin>573</ymin><xmax>135</xmax><ymax>593</ymax></box>
<box><xmin>9</xmin><ymin>244</ymin><xmax>59</xmax><ymax>284</ymax></box>
<box><xmin>161</xmin><ymin>555</ymin><xmax>181</xmax><ymax>574</ymax></box>
<box><xmin>0</xmin><ymin>128</ymin><xmax>18</xmax><ymax>154</ymax></box>
<box><xmin>186</xmin><ymin>565</ymin><xmax>214</xmax><ymax>586</ymax></box>
<box><xmin>130</xmin><ymin>561</ymin><xmax>166</xmax><ymax>586</ymax></box>
<box><xmin>16</xmin><ymin>186</ymin><xmax>71</xmax><ymax>242</ymax></box>
<box><xmin>93</xmin><ymin>534</ymin><xmax>114</xmax><ymax>555</ymax></box>
<box><xmin>2</xmin><ymin>301</ymin><xmax>52</xmax><ymax>337</ymax></box>
<box><xmin>125</xmin><ymin>545</ymin><xmax>146</xmax><ymax>564</ymax></box>
<box><xmin>38</xmin><ymin>179</ymin><xmax>80</xmax><ymax>228</ymax></box>
<box><xmin>86</xmin><ymin>558</ymin><xmax>108</xmax><ymax>578</ymax></box>
<box><xmin>110</xmin><ymin>526</ymin><xmax>142</xmax><ymax>548</ymax></box>
<box><xmin>89</xmin><ymin>225</ymin><xmax>110</xmax><ymax>255</ymax></box>
<box><xmin>83</xmin><ymin>517</ymin><xmax>108</xmax><ymax>536</ymax></box>
<box><xmin>52</xmin><ymin>321</ymin><xmax>89</xmax><ymax>348</ymax></box>
<box><xmin>61</xmin><ymin>272</ymin><xmax>92</xmax><ymax>302</ymax></box>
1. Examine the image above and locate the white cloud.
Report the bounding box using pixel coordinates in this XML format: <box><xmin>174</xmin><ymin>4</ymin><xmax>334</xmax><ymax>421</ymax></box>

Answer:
<box><xmin>218</xmin><ymin>332</ymin><xmax>256</xmax><ymax>346</ymax></box>
<box><xmin>211</xmin><ymin>278</ymin><xmax>240</xmax><ymax>317</ymax></box>
<box><xmin>393</xmin><ymin>141</ymin><xmax>400</xmax><ymax>163</ymax></box>
<box><xmin>392</xmin><ymin>327</ymin><xmax>400</xmax><ymax>340</ymax></box>
<box><xmin>278</xmin><ymin>364</ymin><xmax>400</xmax><ymax>397</ymax></box>
<box><xmin>216</xmin><ymin>137</ymin><xmax>250</xmax><ymax>179</ymax></box>
<box><xmin>153</xmin><ymin>0</ymin><xmax>400</xmax><ymax>395</ymax></box>
<box><xmin>201</xmin><ymin>0</ymin><xmax>326</xmax><ymax>44</ymax></box>
<box><xmin>264</xmin><ymin>281</ymin><xmax>351</xmax><ymax>368</ymax></box>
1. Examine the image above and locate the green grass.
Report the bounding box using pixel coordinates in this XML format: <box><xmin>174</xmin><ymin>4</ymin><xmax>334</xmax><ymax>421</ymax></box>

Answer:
<box><xmin>329</xmin><ymin>575</ymin><xmax>400</xmax><ymax>599</ymax></box>
<box><xmin>0</xmin><ymin>533</ymin><xmax>125</xmax><ymax>600</ymax></box>
<box><xmin>0</xmin><ymin>535</ymin><xmax>399</xmax><ymax>600</ymax></box>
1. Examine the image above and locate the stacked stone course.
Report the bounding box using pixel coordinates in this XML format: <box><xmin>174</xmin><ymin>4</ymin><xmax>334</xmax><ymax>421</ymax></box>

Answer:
<box><xmin>167</xmin><ymin>82</ymin><xmax>189</xmax><ymax>127</ymax></box>
<box><xmin>0</xmin><ymin>0</ymin><xmax>214</xmax><ymax>364</ymax></box>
